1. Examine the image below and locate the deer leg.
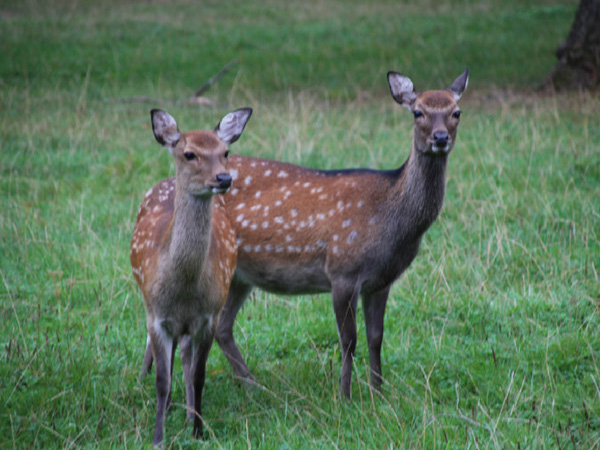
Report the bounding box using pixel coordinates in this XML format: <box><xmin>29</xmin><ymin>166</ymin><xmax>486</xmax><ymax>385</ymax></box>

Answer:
<box><xmin>215</xmin><ymin>279</ymin><xmax>254</xmax><ymax>381</ymax></box>
<box><xmin>332</xmin><ymin>280</ymin><xmax>361</xmax><ymax>399</ymax></box>
<box><xmin>141</xmin><ymin>334</ymin><xmax>177</xmax><ymax>412</ymax></box>
<box><xmin>179</xmin><ymin>335</ymin><xmax>195</xmax><ymax>421</ymax></box>
<box><xmin>150</xmin><ymin>326</ymin><xmax>174</xmax><ymax>448</ymax></box>
<box><xmin>362</xmin><ymin>286</ymin><xmax>390</xmax><ymax>392</ymax></box>
<box><xmin>139</xmin><ymin>333</ymin><xmax>154</xmax><ymax>380</ymax></box>
<box><xmin>165</xmin><ymin>338</ymin><xmax>178</xmax><ymax>412</ymax></box>
<box><xmin>190</xmin><ymin>331</ymin><xmax>214</xmax><ymax>440</ymax></box>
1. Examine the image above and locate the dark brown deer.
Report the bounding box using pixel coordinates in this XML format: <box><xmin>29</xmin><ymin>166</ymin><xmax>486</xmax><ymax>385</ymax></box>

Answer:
<box><xmin>141</xmin><ymin>69</ymin><xmax>468</xmax><ymax>399</ymax></box>
<box><xmin>130</xmin><ymin>107</ymin><xmax>251</xmax><ymax>446</ymax></box>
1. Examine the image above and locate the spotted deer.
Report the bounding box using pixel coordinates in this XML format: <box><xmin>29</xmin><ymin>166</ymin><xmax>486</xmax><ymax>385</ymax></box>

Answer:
<box><xmin>141</xmin><ymin>69</ymin><xmax>468</xmax><ymax>399</ymax></box>
<box><xmin>130</xmin><ymin>107</ymin><xmax>252</xmax><ymax>446</ymax></box>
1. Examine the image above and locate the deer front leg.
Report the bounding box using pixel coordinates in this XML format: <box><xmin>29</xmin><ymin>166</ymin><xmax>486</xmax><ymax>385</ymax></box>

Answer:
<box><xmin>140</xmin><ymin>334</ymin><xmax>153</xmax><ymax>380</ymax></box>
<box><xmin>150</xmin><ymin>326</ymin><xmax>174</xmax><ymax>448</ymax></box>
<box><xmin>179</xmin><ymin>335</ymin><xmax>194</xmax><ymax>421</ymax></box>
<box><xmin>332</xmin><ymin>280</ymin><xmax>361</xmax><ymax>399</ymax></box>
<box><xmin>190</xmin><ymin>331</ymin><xmax>215</xmax><ymax>440</ymax></box>
<box><xmin>362</xmin><ymin>286</ymin><xmax>390</xmax><ymax>392</ymax></box>
<box><xmin>141</xmin><ymin>334</ymin><xmax>177</xmax><ymax>411</ymax></box>
<box><xmin>215</xmin><ymin>279</ymin><xmax>254</xmax><ymax>381</ymax></box>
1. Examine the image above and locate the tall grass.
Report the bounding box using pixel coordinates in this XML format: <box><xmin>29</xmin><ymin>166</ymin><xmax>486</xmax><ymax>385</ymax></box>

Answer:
<box><xmin>2</xmin><ymin>0</ymin><xmax>599</xmax><ymax>448</ymax></box>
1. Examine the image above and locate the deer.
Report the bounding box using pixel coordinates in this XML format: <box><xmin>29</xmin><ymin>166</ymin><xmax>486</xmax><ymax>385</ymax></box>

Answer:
<box><xmin>130</xmin><ymin>107</ymin><xmax>252</xmax><ymax>446</ymax></box>
<box><xmin>140</xmin><ymin>69</ymin><xmax>468</xmax><ymax>400</ymax></box>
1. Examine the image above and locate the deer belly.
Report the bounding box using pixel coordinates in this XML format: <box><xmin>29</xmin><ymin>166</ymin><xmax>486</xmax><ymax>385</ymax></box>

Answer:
<box><xmin>235</xmin><ymin>253</ymin><xmax>331</xmax><ymax>295</ymax></box>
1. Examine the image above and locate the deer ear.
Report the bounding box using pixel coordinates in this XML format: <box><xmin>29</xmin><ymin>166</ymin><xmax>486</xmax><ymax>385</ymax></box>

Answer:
<box><xmin>151</xmin><ymin>109</ymin><xmax>181</xmax><ymax>153</ymax></box>
<box><xmin>447</xmin><ymin>68</ymin><xmax>469</xmax><ymax>101</ymax></box>
<box><xmin>214</xmin><ymin>107</ymin><xmax>253</xmax><ymax>146</ymax></box>
<box><xmin>387</xmin><ymin>72</ymin><xmax>418</xmax><ymax>109</ymax></box>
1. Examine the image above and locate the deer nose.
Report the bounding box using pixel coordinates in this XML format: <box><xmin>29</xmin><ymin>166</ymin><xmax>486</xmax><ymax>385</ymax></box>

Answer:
<box><xmin>216</xmin><ymin>172</ymin><xmax>232</xmax><ymax>189</ymax></box>
<box><xmin>433</xmin><ymin>131</ymin><xmax>449</xmax><ymax>147</ymax></box>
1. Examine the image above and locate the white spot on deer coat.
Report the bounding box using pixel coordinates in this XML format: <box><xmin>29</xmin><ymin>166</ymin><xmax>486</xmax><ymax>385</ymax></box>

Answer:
<box><xmin>277</xmin><ymin>170</ymin><xmax>289</xmax><ymax>178</ymax></box>
<box><xmin>342</xmin><ymin>219</ymin><xmax>352</xmax><ymax>228</ymax></box>
<box><xmin>244</xmin><ymin>176</ymin><xmax>253</xmax><ymax>185</ymax></box>
<box><xmin>230</xmin><ymin>169</ymin><xmax>239</xmax><ymax>180</ymax></box>
<box><xmin>265</xmin><ymin>169</ymin><xmax>272</xmax><ymax>176</ymax></box>
<box><xmin>347</xmin><ymin>230</ymin><xmax>358</xmax><ymax>243</ymax></box>
<box><xmin>316</xmin><ymin>239</ymin><xmax>328</xmax><ymax>249</ymax></box>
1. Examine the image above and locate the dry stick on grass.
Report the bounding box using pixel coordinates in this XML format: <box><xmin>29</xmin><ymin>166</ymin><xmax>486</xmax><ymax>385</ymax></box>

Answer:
<box><xmin>106</xmin><ymin>59</ymin><xmax>239</xmax><ymax>105</ymax></box>
<box><xmin>192</xmin><ymin>59</ymin><xmax>239</xmax><ymax>98</ymax></box>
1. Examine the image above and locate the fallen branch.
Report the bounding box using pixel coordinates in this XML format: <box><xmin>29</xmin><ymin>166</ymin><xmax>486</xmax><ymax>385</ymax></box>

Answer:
<box><xmin>193</xmin><ymin>59</ymin><xmax>239</xmax><ymax>97</ymax></box>
<box><xmin>105</xmin><ymin>59</ymin><xmax>240</xmax><ymax>106</ymax></box>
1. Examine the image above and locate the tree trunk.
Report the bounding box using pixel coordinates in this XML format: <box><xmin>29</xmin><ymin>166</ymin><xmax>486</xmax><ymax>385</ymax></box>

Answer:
<box><xmin>545</xmin><ymin>0</ymin><xmax>600</xmax><ymax>90</ymax></box>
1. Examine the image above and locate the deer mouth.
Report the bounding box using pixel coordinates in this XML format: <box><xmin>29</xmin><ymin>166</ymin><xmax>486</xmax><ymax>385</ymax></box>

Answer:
<box><xmin>431</xmin><ymin>143</ymin><xmax>451</xmax><ymax>154</ymax></box>
<box><xmin>188</xmin><ymin>183</ymin><xmax>231</xmax><ymax>197</ymax></box>
<box><xmin>423</xmin><ymin>142</ymin><xmax>452</xmax><ymax>156</ymax></box>
<box><xmin>210</xmin><ymin>185</ymin><xmax>231</xmax><ymax>195</ymax></box>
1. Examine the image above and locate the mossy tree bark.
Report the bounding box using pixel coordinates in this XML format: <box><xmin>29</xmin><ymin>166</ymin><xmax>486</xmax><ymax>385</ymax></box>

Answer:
<box><xmin>545</xmin><ymin>0</ymin><xmax>600</xmax><ymax>90</ymax></box>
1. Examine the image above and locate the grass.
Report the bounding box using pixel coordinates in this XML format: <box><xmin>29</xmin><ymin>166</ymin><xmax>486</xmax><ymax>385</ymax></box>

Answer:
<box><xmin>1</xmin><ymin>0</ymin><xmax>599</xmax><ymax>448</ymax></box>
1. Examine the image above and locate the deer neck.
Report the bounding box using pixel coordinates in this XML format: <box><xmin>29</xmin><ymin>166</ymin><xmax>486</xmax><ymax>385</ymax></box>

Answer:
<box><xmin>388</xmin><ymin>142</ymin><xmax>448</xmax><ymax>237</ymax></box>
<box><xmin>166</xmin><ymin>183</ymin><xmax>214</xmax><ymax>280</ymax></box>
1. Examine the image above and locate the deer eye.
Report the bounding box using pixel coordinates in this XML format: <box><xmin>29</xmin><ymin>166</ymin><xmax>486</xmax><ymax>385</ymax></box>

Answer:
<box><xmin>183</xmin><ymin>152</ymin><xmax>196</xmax><ymax>161</ymax></box>
<box><xmin>452</xmin><ymin>110</ymin><xmax>462</xmax><ymax>119</ymax></box>
<box><xmin>224</xmin><ymin>150</ymin><xmax>230</xmax><ymax>158</ymax></box>
<box><xmin>413</xmin><ymin>110</ymin><xmax>424</xmax><ymax>119</ymax></box>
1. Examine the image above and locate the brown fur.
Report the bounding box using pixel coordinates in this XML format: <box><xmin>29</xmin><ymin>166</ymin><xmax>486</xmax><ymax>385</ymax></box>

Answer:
<box><xmin>140</xmin><ymin>71</ymin><xmax>468</xmax><ymax>399</ymax></box>
<box><xmin>131</xmin><ymin>108</ymin><xmax>251</xmax><ymax>446</ymax></box>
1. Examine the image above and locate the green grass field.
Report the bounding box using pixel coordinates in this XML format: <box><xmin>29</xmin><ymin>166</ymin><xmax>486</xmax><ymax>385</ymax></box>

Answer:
<box><xmin>1</xmin><ymin>0</ymin><xmax>599</xmax><ymax>448</ymax></box>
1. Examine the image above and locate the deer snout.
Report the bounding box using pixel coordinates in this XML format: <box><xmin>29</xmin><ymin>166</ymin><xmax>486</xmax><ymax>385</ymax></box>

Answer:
<box><xmin>216</xmin><ymin>172</ymin><xmax>232</xmax><ymax>190</ymax></box>
<box><xmin>433</xmin><ymin>131</ymin><xmax>449</xmax><ymax>149</ymax></box>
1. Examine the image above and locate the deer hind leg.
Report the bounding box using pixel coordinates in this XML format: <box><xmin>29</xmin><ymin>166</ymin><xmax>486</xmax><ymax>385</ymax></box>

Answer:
<box><xmin>332</xmin><ymin>280</ymin><xmax>361</xmax><ymax>399</ymax></box>
<box><xmin>215</xmin><ymin>279</ymin><xmax>254</xmax><ymax>381</ymax></box>
<box><xmin>362</xmin><ymin>286</ymin><xmax>390</xmax><ymax>392</ymax></box>
<box><xmin>149</xmin><ymin>326</ymin><xmax>174</xmax><ymax>447</ymax></box>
